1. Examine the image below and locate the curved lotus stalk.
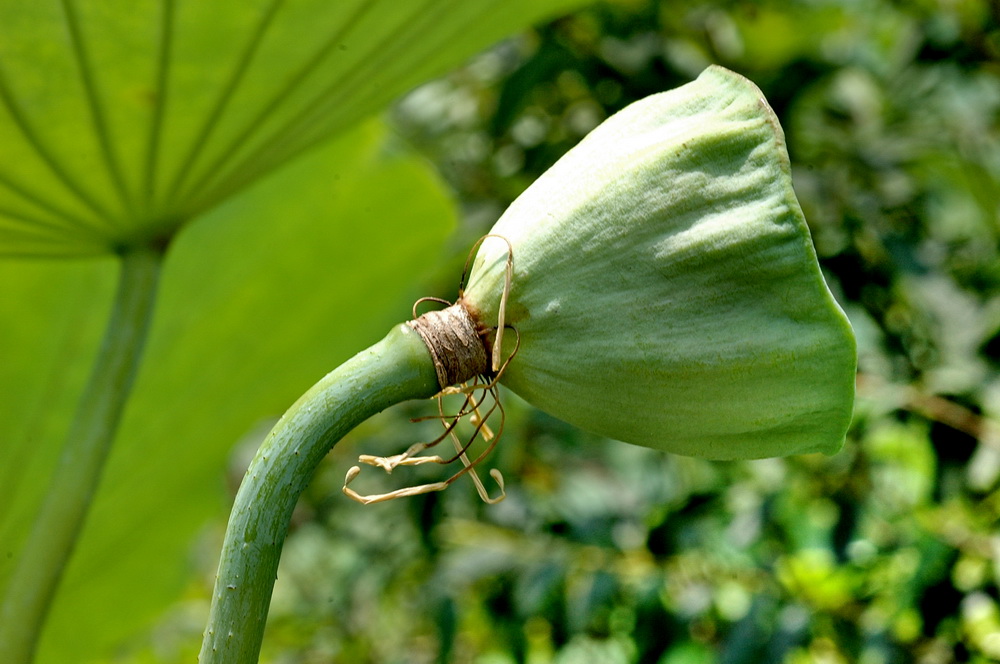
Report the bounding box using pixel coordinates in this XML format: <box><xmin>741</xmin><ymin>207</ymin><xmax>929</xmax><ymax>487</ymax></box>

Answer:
<box><xmin>463</xmin><ymin>65</ymin><xmax>856</xmax><ymax>459</ymax></box>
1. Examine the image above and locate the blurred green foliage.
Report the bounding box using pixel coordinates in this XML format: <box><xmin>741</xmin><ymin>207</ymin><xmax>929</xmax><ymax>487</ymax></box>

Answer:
<box><xmin>136</xmin><ymin>0</ymin><xmax>1000</xmax><ymax>662</ymax></box>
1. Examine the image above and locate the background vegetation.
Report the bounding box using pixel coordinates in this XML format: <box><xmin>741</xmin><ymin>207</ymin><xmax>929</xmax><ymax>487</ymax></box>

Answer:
<box><xmin>3</xmin><ymin>0</ymin><xmax>999</xmax><ymax>662</ymax></box>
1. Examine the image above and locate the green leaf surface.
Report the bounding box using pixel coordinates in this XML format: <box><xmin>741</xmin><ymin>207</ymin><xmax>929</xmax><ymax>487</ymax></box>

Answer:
<box><xmin>0</xmin><ymin>120</ymin><xmax>453</xmax><ymax>662</ymax></box>
<box><xmin>0</xmin><ymin>0</ymin><xmax>588</xmax><ymax>258</ymax></box>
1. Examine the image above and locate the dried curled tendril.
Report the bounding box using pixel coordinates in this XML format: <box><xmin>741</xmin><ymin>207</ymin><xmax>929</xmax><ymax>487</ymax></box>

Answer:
<box><xmin>342</xmin><ymin>236</ymin><xmax>518</xmax><ymax>505</ymax></box>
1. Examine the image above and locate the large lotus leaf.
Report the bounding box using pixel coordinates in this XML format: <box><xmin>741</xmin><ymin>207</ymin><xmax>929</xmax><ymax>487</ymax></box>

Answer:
<box><xmin>464</xmin><ymin>66</ymin><xmax>856</xmax><ymax>459</ymax></box>
<box><xmin>0</xmin><ymin>120</ymin><xmax>453</xmax><ymax>663</ymax></box>
<box><xmin>0</xmin><ymin>0</ymin><xmax>586</xmax><ymax>258</ymax></box>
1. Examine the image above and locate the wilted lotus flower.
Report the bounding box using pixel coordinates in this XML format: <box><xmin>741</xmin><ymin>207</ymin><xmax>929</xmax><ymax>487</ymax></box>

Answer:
<box><xmin>422</xmin><ymin>65</ymin><xmax>856</xmax><ymax>462</ymax></box>
<box><xmin>203</xmin><ymin>65</ymin><xmax>859</xmax><ymax>661</ymax></box>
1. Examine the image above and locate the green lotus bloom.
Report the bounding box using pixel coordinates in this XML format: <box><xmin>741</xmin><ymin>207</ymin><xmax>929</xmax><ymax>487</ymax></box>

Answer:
<box><xmin>461</xmin><ymin>65</ymin><xmax>856</xmax><ymax>459</ymax></box>
<box><xmin>201</xmin><ymin>65</ymin><xmax>858</xmax><ymax>663</ymax></box>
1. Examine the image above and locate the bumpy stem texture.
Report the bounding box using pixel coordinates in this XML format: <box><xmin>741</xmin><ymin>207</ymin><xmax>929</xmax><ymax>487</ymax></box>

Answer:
<box><xmin>199</xmin><ymin>324</ymin><xmax>439</xmax><ymax>664</ymax></box>
<box><xmin>0</xmin><ymin>245</ymin><xmax>164</xmax><ymax>664</ymax></box>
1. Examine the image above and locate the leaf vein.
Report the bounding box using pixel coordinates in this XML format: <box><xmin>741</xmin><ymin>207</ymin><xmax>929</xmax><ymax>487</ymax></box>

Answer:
<box><xmin>59</xmin><ymin>0</ymin><xmax>135</xmax><ymax>224</ymax></box>
<box><xmin>173</xmin><ymin>0</ymin><xmax>378</xmax><ymax>211</ymax></box>
<box><xmin>0</xmin><ymin>60</ymin><xmax>115</xmax><ymax>228</ymax></box>
<box><xmin>141</xmin><ymin>0</ymin><xmax>175</xmax><ymax>214</ymax></box>
<box><xmin>182</xmin><ymin>0</ymin><xmax>448</xmax><ymax>215</ymax></box>
<box><xmin>159</xmin><ymin>0</ymin><xmax>287</xmax><ymax>211</ymax></box>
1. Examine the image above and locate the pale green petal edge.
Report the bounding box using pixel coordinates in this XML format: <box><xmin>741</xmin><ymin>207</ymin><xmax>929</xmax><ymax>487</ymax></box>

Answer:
<box><xmin>464</xmin><ymin>65</ymin><xmax>856</xmax><ymax>460</ymax></box>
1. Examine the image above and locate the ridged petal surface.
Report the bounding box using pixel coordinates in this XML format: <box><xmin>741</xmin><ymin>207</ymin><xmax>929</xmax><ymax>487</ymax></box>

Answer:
<box><xmin>465</xmin><ymin>66</ymin><xmax>856</xmax><ymax>459</ymax></box>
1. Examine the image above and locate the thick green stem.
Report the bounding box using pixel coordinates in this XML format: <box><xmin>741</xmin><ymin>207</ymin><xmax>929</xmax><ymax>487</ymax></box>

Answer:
<box><xmin>199</xmin><ymin>324</ymin><xmax>439</xmax><ymax>664</ymax></box>
<box><xmin>0</xmin><ymin>244</ymin><xmax>164</xmax><ymax>664</ymax></box>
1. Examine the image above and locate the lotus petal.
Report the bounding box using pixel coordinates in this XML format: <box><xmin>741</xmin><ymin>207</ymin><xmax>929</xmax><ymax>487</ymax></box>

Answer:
<box><xmin>463</xmin><ymin>65</ymin><xmax>856</xmax><ymax>459</ymax></box>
